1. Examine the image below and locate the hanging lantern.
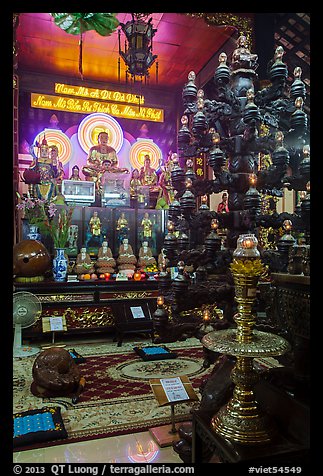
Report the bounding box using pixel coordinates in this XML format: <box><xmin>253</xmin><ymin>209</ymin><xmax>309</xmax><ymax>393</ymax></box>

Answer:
<box><xmin>118</xmin><ymin>13</ymin><xmax>158</xmax><ymax>82</ymax></box>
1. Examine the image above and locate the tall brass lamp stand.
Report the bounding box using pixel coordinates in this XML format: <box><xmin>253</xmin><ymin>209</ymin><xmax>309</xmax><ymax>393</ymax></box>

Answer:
<box><xmin>202</xmin><ymin>234</ymin><xmax>290</xmax><ymax>444</ymax></box>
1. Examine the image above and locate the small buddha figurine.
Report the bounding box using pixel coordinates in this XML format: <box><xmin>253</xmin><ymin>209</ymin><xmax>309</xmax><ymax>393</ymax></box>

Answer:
<box><xmin>139</xmin><ymin>155</ymin><xmax>158</xmax><ymax>188</ymax></box>
<box><xmin>85</xmin><ymin>211</ymin><xmax>102</xmax><ymax>248</ymax></box>
<box><xmin>231</xmin><ymin>33</ymin><xmax>258</xmax><ymax>71</ymax></box>
<box><xmin>116</xmin><ymin>212</ymin><xmax>130</xmax><ymax>246</ymax></box>
<box><xmin>89</xmin><ymin>211</ymin><xmax>101</xmax><ymax>237</ymax></box>
<box><xmin>74</xmin><ymin>247</ymin><xmax>95</xmax><ymax>275</ymax></box>
<box><xmin>50</xmin><ymin>145</ymin><xmax>65</xmax><ymax>186</ymax></box>
<box><xmin>117</xmin><ymin>238</ymin><xmax>137</xmax><ymax>273</ymax></box>
<box><xmin>69</xmin><ymin>165</ymin><xmax>82</xmax><ymax>180</ymax></box>
<box><xmin>95</xmin><ymin>240</ymin><xmax>116</xmax><ymax>274</ymax></box>
<box><xmin>82</xmin><ymin>131</ymin><xmax>119</xmax><ymax>183</ymax></box>
<box><xmin>130</xmin><ymin>168</ymin><xmax>142</xmax><ymax>204</ymax></box>
<box><xmin>141</xmin><ymin>212</ymin><xmax>153</xmax><ymax>243</ymax></box>
<box><xmin>158</xmin><ymin>248</ymin><xmax>169</xmax><ymax>271</ymax></box>
<box><xmin>156</xmin><ymin>159</ymin><xmax>174</xmax><ymax>208</ymax></box>
<box><xmin>138</xmin><ymin>241</ymin><xmax>157</xmax><ymax>269</ymax></box>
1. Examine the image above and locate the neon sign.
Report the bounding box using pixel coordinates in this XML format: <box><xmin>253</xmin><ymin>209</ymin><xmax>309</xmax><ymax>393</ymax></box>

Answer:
<box><xmin>55</xmin><ymin>83</ymin><xmax>145</xmax><ymax>105</ymax></box>
<box><xmin>31</xmin><ymin>93</ymin><xmax>164</xmax><ymax>123</ymax></box>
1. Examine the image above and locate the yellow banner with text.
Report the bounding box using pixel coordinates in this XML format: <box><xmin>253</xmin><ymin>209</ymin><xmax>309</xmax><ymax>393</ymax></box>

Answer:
<box><xmin>31</xmin><ymin>93</ymin><xmax>164</xmax><ymax>123</ymax></box>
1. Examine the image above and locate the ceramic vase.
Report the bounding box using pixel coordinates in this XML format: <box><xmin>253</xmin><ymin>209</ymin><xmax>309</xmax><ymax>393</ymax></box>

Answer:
<box><xmin>27</xmin><ymin>224</ymin><xmax>41</xmax><ymax>241</ymax></box>
<box><xmin>52</xmin><ymin>248</ymin><xmax>68</xmax><ymax>282</ymax></box>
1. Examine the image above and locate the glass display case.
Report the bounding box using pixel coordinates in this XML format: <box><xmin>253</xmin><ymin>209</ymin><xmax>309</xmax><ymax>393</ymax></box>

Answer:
<box><xmin>62</xmin><ymin>179</ymin><xmax>96</xmax><ymax>206</ymax></box>
<box><xmin>113</xmin><ymin>208</ymin><xmax>136</xmax><ymax>257</ymax></box>
<box><xmin>137</xmin><ymin>209</ymin><xmax>166</xmax><ymax>256</ymax></box>
<box><xmin>65</xmin><ymin>207</ymin><xmax>83</xmax><ymax>257</ymax></box>
<box><xmin>63</xmin><ymin>206</ymin><xmax>168</xmax><ymax>261</ymax></box>
<box><xmin>83</xmin><ymin>207</ymin><xmax>113</xmax><ymax>256</ymax></box>
<box><xmin>101</xmin><ymin>173</ymin><xmax>130</xmax><ymax>208</ymax></box>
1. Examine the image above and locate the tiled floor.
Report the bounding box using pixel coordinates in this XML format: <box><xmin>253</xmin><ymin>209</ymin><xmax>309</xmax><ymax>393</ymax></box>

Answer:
<box><xmin>13</xmin><ymin>336</ymin><xmax>192</xmax><ymax>464</ymax></box>
<box><xmin>13</xmin><ymin>430</ymin><xmax>184</xmax><ymax>464</ymax></box>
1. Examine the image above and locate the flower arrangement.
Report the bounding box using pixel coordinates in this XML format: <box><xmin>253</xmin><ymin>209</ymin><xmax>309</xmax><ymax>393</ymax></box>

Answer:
<box><xmin>16</xmin><ymin>192</ymin><xmax>73</xmax><ymax>248</ymax></box>
<box><xmin>16</xmin><ymin>192</ymin><xmax>56</xmax><ymax>233</ymax></box>
<box><xmin>44</xmin><ymin>207</ymin><xmax>74</xmax><ymax>248</ymax></box>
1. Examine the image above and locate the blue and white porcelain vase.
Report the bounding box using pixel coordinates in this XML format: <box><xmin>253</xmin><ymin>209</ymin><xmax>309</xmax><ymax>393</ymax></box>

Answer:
<box><xmin>52</xmin><ymin>248</ymin><xmax>68</xmax><ymax>282</ymax></box>
<box><xmin>27</xmin><ymin>224</ymin><xmax>41</xmax><ymax>241</ymax></box>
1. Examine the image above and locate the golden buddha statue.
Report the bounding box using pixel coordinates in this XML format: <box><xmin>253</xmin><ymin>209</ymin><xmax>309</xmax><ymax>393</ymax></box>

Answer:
<box><xmin>156</xmin><ymin>159</ymin><xmax>174</xmax><ymax>208</ymax></box>
<box><xmin>95</xmin><ymin>240</ymin><xmax>116</xmax><ymax>274</ymax></box>
<box><xmin>139</xmin><ymin>155</ymin><xmax>158</xmax><ymax>188</ymax></box>
<box><xmin>130</xmin><ymin>168</ymin><xmax>142</xmax><ymax>202</ymax></box>
<box><xmin>138</xmin><ymin>241</ymin><xmax>157</xmax><ymax>268</ymax></box>
<box><xmin>117</xmin><ymin>238</ymin><xmax>137</xmax><ymax>273</ymax></box>
<box><xmin>88</xmin><ymin>211</ymin><xmax>101</xmax><ymax>237</ymax></box>
<box><xmin>69</xmin><ymin>165</ymin><xmax>82</xmax><ymax>180</ymax></box>
<box><xmin>82</xmin><ymin>131</ymin><xmax>118</xmax><ymax>183</ymax></box>
<box><xmin>50</xmin><ymin>145</ymin><xmax>65</xmax><ymax>185</ymax></box>
<box><xmin>74</xmin><ymin>247</ymin><xmax>95</xmax><ymax>275</ymax></box>
<box><xmin>116</xmin><ymin>212</ymin><xmax>129</xmax><ymax>247</ymax></box>
<box><xmin>141</xmin><ymin>212</ymin><xmax>153</xmax><ymax>241</ymax></box>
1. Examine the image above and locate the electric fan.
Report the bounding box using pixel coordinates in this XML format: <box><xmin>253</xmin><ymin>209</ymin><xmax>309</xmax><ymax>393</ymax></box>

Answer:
<box><xmin>13</xmin><ymin>291</ymin><xmax>42</xmax><ymax>357</ymax></box>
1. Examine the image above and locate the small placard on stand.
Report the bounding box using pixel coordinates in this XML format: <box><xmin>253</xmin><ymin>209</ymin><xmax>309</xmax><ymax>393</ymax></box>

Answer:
<box><xmin>41</xmin><ymin>316</ymin><xmax>67</xmax><ymax>348</ymax></box>
<box><xmin>149</xmin><ymin>375</ymin><xmax>199</xmax><ymax>447</ymax></box>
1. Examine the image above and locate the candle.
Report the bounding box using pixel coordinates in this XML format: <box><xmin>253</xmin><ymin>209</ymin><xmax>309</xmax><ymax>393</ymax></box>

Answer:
<box><xmin>167</xmin><ymin>220</ymin><xmax>175</xmax><ymax>233</ymax></box>
<box><xmin>249</xmin><ymin>174</ymin><xmax>257</xmax><ymax>187</ymax></box>
<box><xmin>157</xmin><ymin>296</ymin><xmax>164</xmax><ymax>307</ymax></box>
<box><xmin>211</xmin><ymin>218</ymin><xmax>219</xmax><ymax>230</ymax></box>
<box><xmin>201</xmin><ymin>194</ymin><xmax>208</xmax><ymax>204</ymax></box>
<box><xmin>203</xmin><ymin>308</ymin><xmax>210</xmax><ymax>321</ymax></box>
<box><xmin>242</xmin><ymin>238</ymin><xmax>253</xmax><ymax>249</ymax></box>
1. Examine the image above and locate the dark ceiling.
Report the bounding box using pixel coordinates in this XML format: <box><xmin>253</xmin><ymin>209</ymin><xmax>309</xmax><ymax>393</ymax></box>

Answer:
<box><xmin>14</xmin><ymin>12</ymin><xmax>310</xmax><ymax>115</ymax></box>
<box><xmin>15</xmin><ymin>13</ymin><xmax>239</xmax><ymax>89</ymax></box>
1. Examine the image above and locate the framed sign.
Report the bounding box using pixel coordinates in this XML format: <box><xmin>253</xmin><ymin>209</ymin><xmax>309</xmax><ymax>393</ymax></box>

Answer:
<box><xmin>150</xmin><ymin>375</ymin><xmax>199</xmax><ymax>406</ymax></box>
<box><xmin>42</xmin><ymin>316</ymin><xmax>67</xmax><ymax>333</ymax></box>
<box><xmin>123</xmin><ymin>301</ymin><xmax>152</xmax><ymax>323</ymax></box>
<box><xmin>112</xmin><ymin>300</ymin><xmax>155</xmax><ymax>346</ymax></box>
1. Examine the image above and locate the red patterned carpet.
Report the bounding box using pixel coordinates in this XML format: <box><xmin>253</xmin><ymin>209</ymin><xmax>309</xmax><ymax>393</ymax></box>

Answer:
<box><xmin>14</xmin><ymin>344</ymin><xmax>213</xmax><ymax>450</ymax></box>
<box><xmin>78</xmin><ymin>347</ymin><xmax>208</xmax><ymax>403</ymax></box>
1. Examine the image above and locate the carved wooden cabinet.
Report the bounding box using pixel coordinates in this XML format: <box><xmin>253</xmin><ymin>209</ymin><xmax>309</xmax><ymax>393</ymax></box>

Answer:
<box><xmin>14</xmin><ymin>280</ymin><xmax>159</xmax><ymax>343</ymax></box>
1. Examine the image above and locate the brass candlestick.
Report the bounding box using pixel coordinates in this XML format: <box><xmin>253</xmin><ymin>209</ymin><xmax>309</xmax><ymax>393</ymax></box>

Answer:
<box><xmin>202</xmin><ymin>234</ymin><xmax>290</xmax><ymax>445</ymax></box>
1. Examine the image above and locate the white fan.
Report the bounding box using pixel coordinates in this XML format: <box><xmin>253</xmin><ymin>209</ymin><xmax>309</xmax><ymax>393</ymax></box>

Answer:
<box><xmin>13</xmin><ymin>291</ymin><xmax>42</xmax><ymax>357</ymax></box>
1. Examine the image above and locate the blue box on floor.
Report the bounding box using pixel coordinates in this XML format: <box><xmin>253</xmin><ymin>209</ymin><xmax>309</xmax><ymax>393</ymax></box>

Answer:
<box><xmin>134</xmin><ymin>345</ymin><xmax>178</xmax><ymax>361</ymax></box>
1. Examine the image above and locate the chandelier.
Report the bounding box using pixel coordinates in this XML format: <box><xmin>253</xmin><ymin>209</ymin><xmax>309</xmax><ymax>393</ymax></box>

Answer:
<box><xmin>118</xmin><ymin>13</ymin><xmax>158</xmax><ymax>83</ymax></box>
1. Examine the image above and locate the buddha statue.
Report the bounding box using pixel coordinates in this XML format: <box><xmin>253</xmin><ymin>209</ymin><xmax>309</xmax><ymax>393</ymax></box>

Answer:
<box><xmin>85</xmin><ymin>210</ymin><xmax>102</xmax><ymax>248</ymax></box>
<box><xmin>129</xmin><ymin>168</ymin><xmax>142</xmax><ymax>205</ymax></box>
<box><xmin>138</xmin><ymin>241</ymin><xmax>157</xmax><ymax>269</ymax></box>
<box><xmin>50</xmin><ymin>145</ymin><xmax>65</xmax><ymax>187</ymax></box>
<box><xmin>69</xmin><ymin>164</ymin><xmax>82</xmax><ymax>180</ymax></box>
<box><xmin>231</xmin><ymin>34</ymin><xmax>258</xmax><ymax>72</ymax></box>
<box><xmin>117</xmin><ymin>238</ymin><xmax>137</xmax><ymax>273</ymax></box>
<box><xmin>158</xmin><ymin>247</ymin><xmax>169</xmax><ymax>271</ymax></box>
<box><xmin>74</xmin><ymin>247</ymin><xmax>95</xmax><ymax>275</ymax></box>
<box><xmin>82</xmin><ymin>131</ymin><xmax>118</xmax><ymax>184</ymax></box>
<box><xmin>116</xmin><ymin>212</ymin><xmax>130</xmax><ymax>247</ymax></box>
<box><xmin>25</xmin><ymin>135</ymin><xmax>58</xmax><ymax>200</ymax></box>
<box><xmin>139</xmin><ymin>155</ymin><xmax>158</xmax><ymax>188</ymax></box>
<box><xmin>95</xmin><ymin>240</ymin><xmax>116</xmax><ymax>274</ymax></box>
<box><xmin>156</xmin><ymin>158</ymin><xmax>174</xmax><ymax>209</ymax></box>
<box><xmin>141</xmin><ymin>212</ymin><xmax>153</xmax><ymax>244</ymax></box>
